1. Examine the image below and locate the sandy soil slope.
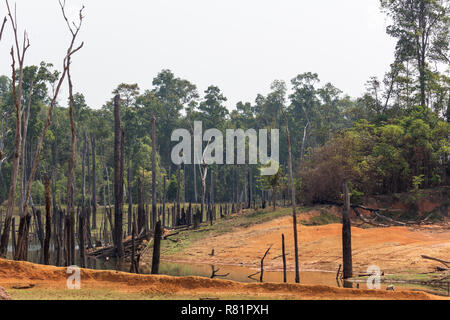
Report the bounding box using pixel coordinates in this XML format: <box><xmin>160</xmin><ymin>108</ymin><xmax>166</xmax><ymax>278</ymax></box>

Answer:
<box><xmin>0</xmin><ymin>259</ymin><xmax>445</xmax><ymax>300</ymax></box>
<box><xmin>162</xmin><ymin>214</ymin><xmax>450</xmax><ymax>275</ymax></box>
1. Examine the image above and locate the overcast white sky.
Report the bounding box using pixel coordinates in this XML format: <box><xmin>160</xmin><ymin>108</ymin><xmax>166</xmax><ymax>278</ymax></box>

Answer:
<box><xmin>0</xmin><ymin>0</ymin><xmax>396</xmax><ymax>110</ymax></box>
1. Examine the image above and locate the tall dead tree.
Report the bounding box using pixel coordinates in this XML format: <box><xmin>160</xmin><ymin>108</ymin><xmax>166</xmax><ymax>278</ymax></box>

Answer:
<box><xmin>43</xmin><ymin>175</ymin><xmax>51</xmax><ymax>265</ymax></box>
<box><xmin>151</xmin><ymin>220</ymin><xmax>162</xmax><ymax>274</ymax></box>
<box><xmin>282</xmin><ymin>234</ymin><xmax>287</xmax><ymax>283</ymax></box>
<box><xmin>0</xmin><ymin>1</ymin><xmax>30</xmax><ymax>258</ymax></box>
<box><xmin>162</xmin><ymin>175</ymin><xmax>166</xmax><ymax>227</ymax></box>
<box><xmin>342</xmin><ymin>182</ymin><xmax>353</xmax><ymax>279</ymax></box>
<box><xmin>137</xmin><ymin>177</ymin><xmax>145</xmax><ymax>233</ymax></box>
<box><xmin>13</xmin><ymin>1</ymin><xmax>85</xmax><ymax>261</ymax></box>
<box><xmin>64</xmin><ymin>50</ymin><xmax>79</xmax><ymax>267</ymax></box>
<box><xmin>78</xmin><ymin>130</ymin><xmax>89</xmax><ymax>268</ymax></box>
<box><xmin>281</xmin><ymin>105</ymin><xmax>300</xmax><ymax>284</ymax></box>
<box><xmin>127</xmin><ymin>163</ymin><xmax>132</xmax><ymax>236</ymax></box>
<box><xmin>247</xmin><ymin>166</ymin><xmax>252</xmax><ymax>209</ymax></box>
<box><xmin>176</xmin><ymin>164</ymin><xmax>181</xmax><ymax>225</ymax></box>
<box><xmin>113</xmin><ymin>94</ymin><xmax>124</xmax><ymax>257</ymax></box>
<box><xmin>151</xmin><ymin>113</ymin><xmax>157</xmax><ymax>230</ymax></box>
<box><xmin>91</xmin><ymin>135</ymin><xmax>97</xmax><ymax>229</ymax></box>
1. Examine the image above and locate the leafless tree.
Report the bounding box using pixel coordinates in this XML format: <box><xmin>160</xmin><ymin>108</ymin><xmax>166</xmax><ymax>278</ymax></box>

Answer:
<box><xmin>151</xmin><ymin>113</ymin><xmax>157</xmax><ymax>229</ymax></box>
<box><xmin>113</xmin><ymin>94</ymin><xmax>124</xmax><ymax>257</ymax></box>
<box><xmin>198</xmin><ymin>138</ymin><xmax>212</xmax><ymax>226</ymax></box>
<box><xmin>0</xmin><ymin>0</ymin><xmax>31</xmax><ymax>258</ymax></box>
<box><xmin>14</xmin><ymin>1</ymin><xmax>85</xmax><ymax>260</ymax></box>
<box><xmin>281</xmin><ymin>105</ymin><xmax>300</xmax><ymax>284</ymax></box>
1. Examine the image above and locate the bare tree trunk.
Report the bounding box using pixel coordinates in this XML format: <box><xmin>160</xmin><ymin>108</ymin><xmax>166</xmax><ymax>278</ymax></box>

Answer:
<box><xmin>79</xmin><ymin>131</ymin><xmax>88</xmax><ymax>268</ymax></box>
<box><xmin>15</xmin><ymin>3</ymin><xmax>85</xmax><ymax>261</ymax></box>
<box><xmin>151</xmin><ymin>220</ymin><xmax>162</xmax><ymax>274</ymax></box>
<box><xmin>342</xmin><ymin>182</ymin><xmax>353</xmax><ymax>279</ymax></box>
<box><xmin>0</xmin><ymin>3</ymin><xmax>29</xmax><ymax>257</ymax></box>
<box><xmin>152</xmin><ymin>113</ymin><xmax>157</xmax><ymax>230</ymax></box>
<box><xmin>162</xmin><ymin>176</ymin><xmax>166</xmax><ymax>227</ymax></box>
<box><xmin>176</xmin><ymin>164</ymin><xmax>181</xmax><ymax>225</ymax></box>
<box><xmin>127</xmin><ymin>163</ymin><xmax>132</xmax><ymax>236</ymax></box>
<box><xmin>281</xmin><ymin>107</ymin><xmax>300</xmax><ymax>284</ymax></box>
<box><xmin>137</xmin><ymin>177</ymin><xmax>145</xmax><ymax>233</ymax></box>
<box><xmin>91</xmin><ymin>135</ymin><xmax>97</xmax><ymax>230</ymax></box>
<box><xmin>247</xmin><ymin>166</ymin><xmax>252</xmax><ymax>209</ymax></box>
<box><xmin>113</xmin><ymin>95</ymin><xmax>124</xmax><ymax>257</ymax></box>
<box><xmin>193</xmin><ymin>165</ymin><xmax>198</xmax><ymax>203</ymax></box>
<box><xmin>43</xmin><ymin>175</ymin><xmax>52</xmax><ymax>265</ymax></box>
<box><xmin>282</xmin><ymin>234</ymin><xmax>287</xmax><ymax>283</ymax></box>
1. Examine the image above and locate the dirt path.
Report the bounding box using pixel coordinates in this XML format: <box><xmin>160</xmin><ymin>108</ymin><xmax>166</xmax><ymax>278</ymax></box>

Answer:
<box><xmin>0</xmin><ymin>259</ymin><xmax>445</xmax><ymax>300</ymax></box>
<box><xmin>162</xmin><ymin>214</ymin><xmax>450</xmax><ymax>275</ymax></box>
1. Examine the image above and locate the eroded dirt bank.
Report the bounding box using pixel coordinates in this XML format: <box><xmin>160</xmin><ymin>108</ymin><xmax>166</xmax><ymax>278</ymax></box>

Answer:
<box><xmin>0</xmin><ymin>259</ymin><xmax>445</xmax><ymax>300</ymax></box>
<box><xmin>162</xmin><ymin>212</ymin><xmax>450</xmax><ymax>275</ymax></box>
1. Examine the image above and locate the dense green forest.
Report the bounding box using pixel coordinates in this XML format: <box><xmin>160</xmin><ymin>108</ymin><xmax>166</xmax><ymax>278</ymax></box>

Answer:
<box><xmin>0</xmin><ymin>0</ymin><xmax>448</xmax><ymax>212</ymax></box>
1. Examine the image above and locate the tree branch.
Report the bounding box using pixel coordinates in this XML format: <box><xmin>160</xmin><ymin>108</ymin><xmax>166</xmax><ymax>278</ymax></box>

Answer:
<box><xmin>0</xmin><ymin>16</ymin><xmax>6</xmax><ymax>42</ymax></box>
<box><xmin>21</xmin><ymin>2</ymin><xmax>85</xmax><ymax>216</ymax></box>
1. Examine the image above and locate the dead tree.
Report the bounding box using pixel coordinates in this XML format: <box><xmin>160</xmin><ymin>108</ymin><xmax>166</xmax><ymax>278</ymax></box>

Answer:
<box><xmin>78</xmin><ymin>130</ymin><xmax>89</xmax><ymax>268</ymax></box>
<box><xmin>14</xmin><ymin>1</ymin><xmax>85</xmax><ymax>261</ymax></box>
<box><xmin>43</xmin><ymin>175</ymin><xmax>52</xmax><ymax>265</ymax></box>
<box><xmin>260</xmin><ymin>245</ymin><xmax>273</xmax><ymax>282</ymax></box>
<box><xmin>130</xmin><ymin>214</ymin><xmax>139</xmax><ymax>274</ymax></box>
<box><xmin>151</xmin><ymin>113</ymin><xmax>157</xmax><ymax>230</ymax></box>
<box><xmin>162</xmin><ymin>175</ymin><xmax>166</xmax><ymax>227</ymax></box>
<box><xmin>281</xmin><ymin>105</ymin><xmax>300</xmax><ymax>283</ymax></box>
<box><xmin>19</xmin><ymin>78</ymin><xmax>34</xmax><ymax>234</ymax></box>
<box><xmin>91</xmin><ymin>135</ymin><xmax>97</xmax><ymax>230</ymax></box>
<box><xmin>127</xmin><ymin>163</ymin><xmax>132</xmax><ymax>236</ymax></box>
<box><xmin>342</xmin><ymin>182</ymin><xmax>353</xmax><ymax>279</ymax></box>
<box><xmin>151</xmin><ymin>220</ymin><xmax>162</xmax><ymax>274</ymax></box>
<box><xmin>197</xmin><ymin>138</ymin><xmax>212</xmax><ymax>227</ymax></box>
<box><xmin>0</xmin><ymin>1</ymin><xmax>30</xmax><ymax>258</ymax></box>
<box><xmin>247</xmin><ymin>166</ymin><xmax>252</xmax><ymax>209</ymax></box>
<box><xmin>137</xmin><ymin>177</ymin><xmax>145</xmax><ymax>233</ymax></box>
<box><xmin>210</xmin><ymin>266</ymin><xmax>229</xmax><ymax>279</ymax></box>
<box><xmin>113</xmin><ymin>94</ymin><xmax>124</xmax><ymax>257</ymax></box>
<box><xmin>282</xmin><ymin>234</ymin><xmax>287</xmax><ymax>283</ymax></box>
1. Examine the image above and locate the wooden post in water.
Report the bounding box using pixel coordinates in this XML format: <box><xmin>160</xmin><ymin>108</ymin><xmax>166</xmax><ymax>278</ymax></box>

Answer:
<box><xmin>282</xmin><ymin>234</ymin><xmax>287</xmax><ymax>283</ymax></box>
<box><xmin>342</xmin><ymin>182</ymin><xmax>353</xmax><ymax>279</ymax></box>
<box><xmin>43</xmin><ymin>175</ymin><xmax>52</xmax><ymax>265</ymax></box>
<box><xmin>162</xmin><ymin>176</ymin><xmax>166</xmax><ymax>227</ymax></box>
<box><xmin>151</xmin><ymin>220</ymin><xmax>162</xmax><ymax>274</ymax></box>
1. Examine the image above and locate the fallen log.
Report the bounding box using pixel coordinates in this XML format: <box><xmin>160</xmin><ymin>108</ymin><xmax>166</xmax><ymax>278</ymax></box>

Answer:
<box><xmin>12</xmin><ymin>284</ymin><xmax>35</xmax><ymax>290</ymax></box>
<box><xmin>88</xmin><ymin>231</ymin><xmax>150</xmax><ymax>259</ymax></box>
<box><xmin>352</xmin><ymin>208</ymin><xmax>391</xmax><ymax>228</ymax></box>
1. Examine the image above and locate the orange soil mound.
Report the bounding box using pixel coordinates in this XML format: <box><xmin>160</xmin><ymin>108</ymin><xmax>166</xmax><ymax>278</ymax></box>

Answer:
<box><xmin>163</xmin><ymin>213</ymin><xmax>450</xmax><ymax>274</ymax></box>
<box><xmin>0</xmin><ymin>258</ymin><xmax>444</xmax><ymax>300</ymax></box>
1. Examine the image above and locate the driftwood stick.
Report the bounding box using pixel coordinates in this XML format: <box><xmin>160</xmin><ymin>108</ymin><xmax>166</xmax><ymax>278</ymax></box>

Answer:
<box><xmin>336</xmin><ymin>264</ymin><xmax>342</xmax><ymax>280</ymax></box>
<box><xmin>163</xmin><ymin>232</ymin><xmax>180</xmax><ymax>240</ymax></box>
<box><xmin>248</xmin><ymin>271</ymin><xmax>261</xmax><ymax>281</ymax></box>
<box><xmin>352</xmin><ymin>208</ymin><xmax>391</xmax><ymax>228</ymax></box>
<box><xmin>210</xmin><ymin>265</ymin><xmax>229</xmax><ymax>279</ymax></box>
<box><xmin>260</xmin><ymin>245</ymin><xmax>273</xmax><ymax>283</ymax></box>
